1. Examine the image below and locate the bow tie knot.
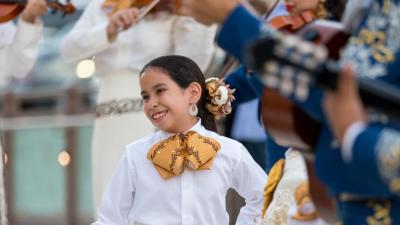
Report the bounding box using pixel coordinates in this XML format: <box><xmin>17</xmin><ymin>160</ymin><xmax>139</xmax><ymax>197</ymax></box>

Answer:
<box><xmin>147</xmin><ymin>131</ymin><xmax>221</xmax><ymax>179</ymax></box>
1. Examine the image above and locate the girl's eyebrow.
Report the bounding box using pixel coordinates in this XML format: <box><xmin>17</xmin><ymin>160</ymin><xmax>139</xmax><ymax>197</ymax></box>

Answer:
<box><xmin>141</xmin><ymin>83</ymin><xmax>167</xmax><ymax>95</ymax></box>
<box><xmin>153</xmin><ymin>83</ymin><xmax>167</xmax><ymax>89</ymax></box>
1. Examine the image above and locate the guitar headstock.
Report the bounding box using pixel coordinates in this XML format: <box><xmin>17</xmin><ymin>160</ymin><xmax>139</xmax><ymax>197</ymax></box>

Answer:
<box><xmin>246</xmin><ymin>33</ymin><xmax>339</xmax><ymax>102</ymax></box>
<box><xmin>47</xmin><ymin>0</ymin><xmax>76</xmax><ymax>16</ymax></box>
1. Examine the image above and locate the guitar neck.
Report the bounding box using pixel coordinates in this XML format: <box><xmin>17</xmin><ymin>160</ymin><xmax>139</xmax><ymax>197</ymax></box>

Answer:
<box><xmin>245</xmin><ymin>34</ymin><xmax>400</xmax><ymax>122</ymax></box>
<box><xmin>317</xmin><ymin>61</ymin><xmax>400</xmax><ymax>122</ymax></box>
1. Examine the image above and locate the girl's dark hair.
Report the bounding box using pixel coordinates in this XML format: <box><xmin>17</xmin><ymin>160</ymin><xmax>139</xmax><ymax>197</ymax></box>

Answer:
<box><xmin>140</xmin><ymin>55</ymin><xmax>217</xmax><ymax>132</ymax></box>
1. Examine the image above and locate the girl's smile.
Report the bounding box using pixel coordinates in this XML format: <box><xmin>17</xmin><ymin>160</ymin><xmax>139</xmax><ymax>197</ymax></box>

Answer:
<box><xmin>151</xmin><ymin>109</ymin><xmax>168</xmax><ymax>124</ymax></box>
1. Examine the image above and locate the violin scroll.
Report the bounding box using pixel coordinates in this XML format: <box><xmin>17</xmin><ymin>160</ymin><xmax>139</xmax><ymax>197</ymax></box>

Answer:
<box><xmin>47</xmin><ymin>0</ymin><xmax>76</xmax><ymax>16</ymax></box>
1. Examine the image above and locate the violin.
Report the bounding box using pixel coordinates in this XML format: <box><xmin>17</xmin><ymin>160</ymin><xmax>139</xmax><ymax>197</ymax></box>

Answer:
<box><xmin>102</xmin><ymin>0</ymin><xmax>180</xmax><ymax>17</ymax></box>
<box><xmin>268</xmin><ymin>10</ymin><xmax>315</xmax><ymax>31</ymax></box>
<box><xmin>0</xmin><ymin>0</ymin><xmax>75</xmax><ymax>23</ymax></box>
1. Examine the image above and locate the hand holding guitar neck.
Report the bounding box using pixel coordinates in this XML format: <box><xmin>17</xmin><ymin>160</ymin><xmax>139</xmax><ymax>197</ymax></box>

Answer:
<box><xmin>323</xmin><ymin>65</ymin><xmax>367</xmax><ymax>143</ymax></box>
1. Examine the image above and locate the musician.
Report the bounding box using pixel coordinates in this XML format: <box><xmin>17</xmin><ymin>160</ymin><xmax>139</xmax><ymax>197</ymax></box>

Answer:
<box><xmin>60</xmin><ymin>0</ymin><xmax>217</xmax><ymax>209</ymax></box>
<box><xmin>180</xmin><ymin>0</ymin><xmax>400</xmax><ymax>224</ymax></box>
<box><xmin>212</xmin><ymin>1</ymin><xmax>327</xmax><ymax>224</ymax></box>
<box><xmin>324</xmin><ymin>65</ymin><xmax>400</xmax><ymax>224</ymax></box>
<box><xmin>0</xmin><ymin>0</ymin><xmax>46</xmax><ymax>86</ymax></box>
<box><xmin>0</xmin><ymin>0</ymin><xmax>45</xmax><ymax>223</ymax></box>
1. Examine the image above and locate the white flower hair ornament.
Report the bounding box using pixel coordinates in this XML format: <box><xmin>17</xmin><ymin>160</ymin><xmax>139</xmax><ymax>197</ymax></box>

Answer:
<box><xmin>205</xmin><ymin>78</ymin><xmax>236</xmax><ymax>119</ymax></box>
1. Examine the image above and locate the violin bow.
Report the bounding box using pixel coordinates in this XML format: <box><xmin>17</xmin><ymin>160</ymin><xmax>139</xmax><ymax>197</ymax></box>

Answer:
<box><xmin>138</xmin><ymin>0</ymin><xmax>161</xmax><ymax>20</ymax></box>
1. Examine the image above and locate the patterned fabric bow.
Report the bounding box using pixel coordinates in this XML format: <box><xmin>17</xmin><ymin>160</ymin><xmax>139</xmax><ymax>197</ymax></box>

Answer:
<box><xmin>147</xmin><ymin>131</ymin><xmax>221</xmax><ymax>179</ymax></box>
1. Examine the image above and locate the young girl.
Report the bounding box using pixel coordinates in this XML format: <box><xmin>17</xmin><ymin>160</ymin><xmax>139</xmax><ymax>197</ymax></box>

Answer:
<box><xmin>92</xmin><ymin>55</ymin><xmax>267</xmax><ymax>225</ymax></box>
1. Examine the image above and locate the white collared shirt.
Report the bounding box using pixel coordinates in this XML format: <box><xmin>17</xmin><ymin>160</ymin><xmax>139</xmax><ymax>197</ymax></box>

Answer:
<box><xmin>0</xmin><ymin>18</ymin><xmax>43</xmax><ymax>86</ymax></box>
<box><xmin>93</xmin><ymin>120</ymin><xmax>267</xmax><ymax>225</ymax></box>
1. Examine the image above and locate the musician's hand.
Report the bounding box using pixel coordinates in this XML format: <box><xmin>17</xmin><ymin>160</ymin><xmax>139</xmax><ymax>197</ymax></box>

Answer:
<box><xmin>21</xmin><ymin>0</ymin><xmax>47</xmax><ymax>23</ymax></box>
<box><xmin>107</xmin><ymin>8</ymin><xmax>140</xmax><ymax>42</ymax></box>
<box><xmin>323</xmin><ymin>65</ymin><xmax>367</xmax><ymax>143</ymax></box>
<box><xmin>180</xmin><ymin>0</ymin><xmax>241</xmax><ymax>25</ymax></box>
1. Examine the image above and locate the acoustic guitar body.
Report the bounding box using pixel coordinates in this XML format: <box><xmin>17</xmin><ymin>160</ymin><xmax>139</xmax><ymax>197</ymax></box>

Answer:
<box><xmin>261</xmin><ymin>88</ymin><xmax>320</xmax><ymax>151</ymax></box>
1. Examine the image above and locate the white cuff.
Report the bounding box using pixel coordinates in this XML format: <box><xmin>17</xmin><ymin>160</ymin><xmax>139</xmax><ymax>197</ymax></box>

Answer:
<box><xmin>15</xmin><ymin>17</ymin><xmax>43</xmax><ymax>46</ymax></box>
<box><xmin>341</xmin><ymin>121</ymin><xmax>367</xmax><ymax>163</ymax></box>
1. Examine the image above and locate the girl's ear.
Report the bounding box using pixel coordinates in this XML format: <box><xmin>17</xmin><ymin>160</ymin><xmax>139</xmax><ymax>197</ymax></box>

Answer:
<box><xmin>187</xmin><ymin>82</ymin><xmax>202</xmax><ymax>104</ymax></box>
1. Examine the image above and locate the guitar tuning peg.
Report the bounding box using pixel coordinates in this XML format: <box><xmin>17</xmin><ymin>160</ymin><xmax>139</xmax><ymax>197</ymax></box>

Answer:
<box><xmin>281</xmin><ymin>66</ymin><xmax>294</xmax><ymax>78</ymax></box>
<box><xmin>298</xmin><ymin>41</ymin><xmax>314</xmax><ymax>54</ymax></box>
<box><xmin>262</xmin><ymin>74</ymin><xmax>279</xmax><ymax>89</ymax></box>
<box><xmin>304</xmin><ymin>57</ymin><xmax>318</xmax><ymax>70</ymax></box>
<box><xmin>263</xmin><ymin>62</ymin><xmax>278</xmax><ymax>75</ymax></box>
<box><xmin>281</xmin><ymin>34</ymin><xmax>299</xmax><ymax>48</ymax></box>
<box><xmin>314</xmin><ymin>45</ymin><xmax>328</xmax><ymax>61</ymax></box>
<box><xmin>262</xmin><ymin>62</ymin><xmax>279</xmax><ymax>88</ymax></box>
<box><xmin>289</xmin><ymin>51</ymin><xmax>303</xmax><ymax>64</ymax></box>
<box><xmin>280</xmin><ymin>66</ymin><xmax>294</xmax><ymax>96</ymax></box>
<box><xmin>295</xmin><ymin>72</ymin><xmax>311</xmax><ymax>101</ymax></box>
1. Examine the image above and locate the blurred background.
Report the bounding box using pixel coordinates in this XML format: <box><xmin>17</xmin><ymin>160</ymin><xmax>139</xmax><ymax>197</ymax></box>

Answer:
<box><xmin>1</xmin><ymin>1</ymin><xmax>98</xmax><ymax>224</ymax></box>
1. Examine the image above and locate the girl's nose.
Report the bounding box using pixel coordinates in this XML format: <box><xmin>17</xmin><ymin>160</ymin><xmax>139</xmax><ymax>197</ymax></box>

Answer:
<box><xmin>151</xmin><ymin>100</ymin><xmax>158</xmax><ymax>108</ymax></box>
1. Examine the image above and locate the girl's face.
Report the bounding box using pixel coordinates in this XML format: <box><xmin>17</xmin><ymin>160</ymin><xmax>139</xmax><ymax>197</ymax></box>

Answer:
<box><xmin>285</xmin><ymin>0</ymin><xmax>320</xmax><ymax>15</ymax></box>
<box><xmin>140</xmin><ymin>68</ymin><xmax>200</xmax><ymax>133</ymax></box>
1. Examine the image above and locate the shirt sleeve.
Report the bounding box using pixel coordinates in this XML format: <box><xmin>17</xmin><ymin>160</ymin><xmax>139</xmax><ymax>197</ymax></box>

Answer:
<box><xmin>231</xmin><ymin>145</ymin><xmax>267</xmax><ymax>225</ymax></box>
<box><xmin>217</xmin><ymin>4</ymin><xmax>267</xmax><ymax>63</ymax></box>
<box><xmin>225</xmin><ymin>65</ymin><xmax>260</xmax><ymax>106</ymax></box>
<box><xmin>171</xmin><ymin>16</ymin><xmax>217</xmax><ymax>72</ymax></box>
<box><xmin>341</xmin><ymin>121</ymin><xmax>367</xmax><ymax>163</ymax></box>
<box><xmin>92</xmin><ymin>150</ymin><xmax>136</xmax><ymax>225</ymax></box>
<box><xmin>60</xmin><ymin>0</ymin><xmax>111</xmax><ymax>63</ymax></box>
<box><xmin>0</xmin><ymin>18</ymin><xmax>43</xmax><ymax>81</ymax></box>
<box><xmin>344</xmin><ymin>124</ymin><xmax>400</xmax><ymax>196</ymax></box>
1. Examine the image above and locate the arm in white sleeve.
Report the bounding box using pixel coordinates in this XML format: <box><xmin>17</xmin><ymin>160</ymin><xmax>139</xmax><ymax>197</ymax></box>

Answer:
<box><xmin>92</xmin><ymin>150</ymin><xmax>136</xmax><ymax>225</ymax></box>
<box><xmin>0</xmin><ymin>18</ymin><xmax>43</xmax><ymax>80</ymax></box>
<box><xmin>231</xmin><ymin>145</ymin><xmax>267</xmax><ymax>225</ymax></box>
<box><xmin>171</xmin><ymin>16</ymin><xmax>217</xmax><ymax>72</ymax></box>
<box><xmin>60</xmin><ymin>0</ymin><xmax>112</xmax><ymax>63</ymax></box>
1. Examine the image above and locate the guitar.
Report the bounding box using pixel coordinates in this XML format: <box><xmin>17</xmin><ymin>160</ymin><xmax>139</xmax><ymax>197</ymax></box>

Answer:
<box><xmin>246</xmin><ymin>22</ymin><xmax>400</xmax><ymax>152</ymax></box>
<box><xmin>246</xmin><ymin>22</ymin><xmax>400</xmax><ymax>223</ymax></box>
<box><xmin>0</xmin><ymin>0</ymin><xmax>75</xmax><ymax>23</ymax></box>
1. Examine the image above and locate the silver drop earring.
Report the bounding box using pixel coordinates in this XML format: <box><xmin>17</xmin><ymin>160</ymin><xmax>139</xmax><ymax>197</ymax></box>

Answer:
<box><xmin>189</xmin><ymin>104</ymin><xmax>198</xmax><ymax>116</ymax></box>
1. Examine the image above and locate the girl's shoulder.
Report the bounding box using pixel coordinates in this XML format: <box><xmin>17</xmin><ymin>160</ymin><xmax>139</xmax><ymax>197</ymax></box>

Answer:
<box><xmin>124</xmin><ymin>132</ymin><xmax>162</xmax><ymax>157</ymax></box>
<box><xmin>204</xmin><ymin>130</ymin><xmax>247</xmax><ymax>157</ymax></box>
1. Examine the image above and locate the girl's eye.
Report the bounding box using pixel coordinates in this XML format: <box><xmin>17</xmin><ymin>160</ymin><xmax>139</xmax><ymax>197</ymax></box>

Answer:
<box><xmin>156</xmin><ymin>88</ymin><xmax>166</xmax><ymax>94</ymax></box>
<box><xmin>142</xmin><ymin>95</ymin><xmax>149</xmax><ymax>102</ymax></box>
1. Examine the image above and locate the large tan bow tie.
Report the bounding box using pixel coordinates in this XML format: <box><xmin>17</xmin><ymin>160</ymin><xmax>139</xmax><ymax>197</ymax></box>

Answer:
<box><xmin>147</xmin><ymin>131</ymin><xmax>221</xmax><ymax>179</ymax></box>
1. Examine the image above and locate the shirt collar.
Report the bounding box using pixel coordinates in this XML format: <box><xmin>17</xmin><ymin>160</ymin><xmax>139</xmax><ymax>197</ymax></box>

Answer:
<box><xmin>158</xmin><ymin>119</ymin><xmax>205</xmax><ymax>140</ymax></box>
